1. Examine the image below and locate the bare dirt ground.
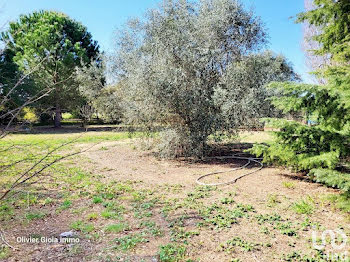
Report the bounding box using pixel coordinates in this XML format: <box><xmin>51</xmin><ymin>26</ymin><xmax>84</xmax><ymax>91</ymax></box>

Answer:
<box><xmin>83</xmin><ymin>142</ymin><xmax>349</xmax><ymax>260</ymax></box>
<box><xmin>2</xmin><ymin>139</ymin><xmax>350</xmax><ymax>262</ymax></box>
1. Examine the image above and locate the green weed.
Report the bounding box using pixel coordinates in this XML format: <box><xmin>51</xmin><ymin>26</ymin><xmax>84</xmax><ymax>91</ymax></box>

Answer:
<box><xmin>133</xmin><ymin>202</ymin><xmax>154</xmax><ymax>219</ymax></box>
<box><xmin>325</xmin><ymin>193</ymin><xmax>350</xmax><ymax>213</ymax></box>
<box><xmin>220</xmin><ymin>237</ymin><xmax>261</xmax><ymax>252</ymax></box>
<box><xmin>158</xmin><ymin>244</ymin><xmax>186</xmax><ymax>262</ymax></box>
<box><xmin>281</xmin><ymin>250</ymin><xmax>327</xmax><ymax>262</ymax></box>
<box><xmin>292</xmin><ymin>197</ymin><xmax>314</xmax><ymax>215</ymax></box>
<box><xmin>103</xmin><ymin>201</ymin><xmax>125</xmax><ymax>213</ymax></box>
<box><xmin>200</xmin><ymin>203</ymin><xmax>255</xmax><ymax>229</ymax></box>
<box><xmin>105</xmin><ymin>223</ymin><xmax>129</xmax><ymax>233</ymax></box>
<box><xmin>267</xmin><ymin>194</ymin><xmax>281</xmax><ymax>207</ymax></box>
<box><xmin>275</xmin><ymin>222</ymin><xmax>298</xmax><ymax>236</ymax></box>
<box><xmin>260</xmin><ymin>226</ymin><xmax>270</xmax><ymax>235</ymax></box>
<box><xmin>0</xmin><ymin>246</ymin><xmax>10</xmax><ymax>260</ymax></box>
<box><xmin>282</xmin><ymin>181</ymin><xmax>295</xmax><ymax>189</ymax></box>
<box><xmin>101</xmin><ymin>210</ymin><xmax>119</xmax><ymax>219</ymax></box>
<box><xmin>140</xmin><ymin>220</ymin><xmax>164</xmax><ymax>237</ymax></box>
<box><xmin>92</xmin><ymin>196</ymin><xmax>103</xmax><ymax>204</ymax></box>
<box><xmin>256</xmin><ymin>213</ymin><xmax>282</xmax><ymax>225</ymax></box>
<box><xmin>0</xmin><ymin>204</ymin><xmax>14</xmax><ymax>220</ymax></box>
<box><xmin>220</xmin><ymin>197</ymin><xmax>235</xmax><ymax>204</ymax></box>
<box><xmin>300</xmin><ymin>218</ymin><xmax>320</xmax><ymax>231</ymax></box>
<box><xmin>70</xmin><ymin>220</ymin><xmax>95</xmax><ymax>233</ymax></box>
<box><xmin>170</xmin><ymin>227</ymin><xmax>199</xmax><ymax>242</ymax></box>
<box><xmin>60</xmin><ymin>199</ymin><xmax>72</xmax><ymax>210</ymax></box>
<box><xmin>186</xmin><ymin>186</ymin><xmax>216</xmax><ymax>201</ymax></box>
<box><xmin>86</xmin><ymin>212</ymin><xmax>98</xmax><ymax>220</ymax></box>
<box><xmin>114</xmin><ymin>233</ymin><xmax>148</xmax><ymax>251</ymax></box>
<box><xmin>25</xmin><ymin>211</ymin><xmax>46</xmax><ymax>220</ymax></box>
<box><xmin>43</xmin><ymin>197</ymin><xmax>53</xmax><ymax>205</ymax></box>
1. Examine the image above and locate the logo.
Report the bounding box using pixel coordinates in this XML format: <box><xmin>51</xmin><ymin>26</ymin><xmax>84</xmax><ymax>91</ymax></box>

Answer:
<box><xmin>312</xmin><ymin>228</ymin><xmax>348</xmax><ymax>261</ymax></box>
<box><xmin>312</xmin><ymin>228</ymin><xmax>348</xmax><ymax>250</ymax></box>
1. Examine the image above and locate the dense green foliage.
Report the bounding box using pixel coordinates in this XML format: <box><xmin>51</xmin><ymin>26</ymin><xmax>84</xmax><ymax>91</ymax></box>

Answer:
<box><xmin>0</xmin><ymin>49</ymin><xmax>37</xmax><ymax>124</ymax></box>
<box><xmin>250</xmin><ymin>82</ymin><xmax>349</xmax><ymax>171</ymax></box>
<box><xmin>309</xmin><ymin>168</ymin><xmax>350</xmax><ymax>194</ymax></box>
<box><xmin>297</xmin><ymin>0</ymin><xmax>350</xmax><ymax>65</ymax></box>
<box><xmin>249</xmin><ymin>0</ymin><xmax>350</xmax><ymax>196</ymax></box>
<box><xmin>114</xmin><ymin>0</ymin><xmax>297</xmax><ymax>158</ymax></box>
<box><xmin>2</xmin><ymin>10</ymin><xmax>100</xmax><ymax>127</ymax></box>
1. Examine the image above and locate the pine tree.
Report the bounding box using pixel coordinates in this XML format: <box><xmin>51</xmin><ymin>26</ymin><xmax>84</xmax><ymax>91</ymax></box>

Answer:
<box><xmin>2</xmin><ymin>11</ymin><xmax>100</xmax><ymax>127</ymax></box>
<box><xmin>249</xmin><ymin>0</ymin><xmax>350</xmax><ymax>197</ymax></box>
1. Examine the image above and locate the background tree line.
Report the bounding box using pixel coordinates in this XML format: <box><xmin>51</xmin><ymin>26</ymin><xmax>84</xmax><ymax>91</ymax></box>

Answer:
<box><xmin>1</xmin><ymin>0</ymin><xmax>299</xmax><ymax>157</ymax></box>
<box><xmin>1</xmin><ymin>0</ymin><xmax>348</xmax><ymax>174</ymax></box>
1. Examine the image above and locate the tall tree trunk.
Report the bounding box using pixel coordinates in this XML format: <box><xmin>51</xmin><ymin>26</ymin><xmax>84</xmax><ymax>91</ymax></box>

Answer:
<box><xmin>54</xmin><ymin>104</ymin><xmax>62</xmax><ymax>128</ymax></box>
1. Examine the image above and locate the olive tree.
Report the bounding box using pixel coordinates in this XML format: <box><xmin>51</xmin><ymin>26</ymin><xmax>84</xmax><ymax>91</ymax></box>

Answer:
<box><xmin>113</xmin><ymin>0</ymin><xmax>298</xmax><ymax>158</ymax></box>
<box><xmin>214</xmin><ymin>51</ymin><xmax>299</xmax><ymax>131</ymax></box>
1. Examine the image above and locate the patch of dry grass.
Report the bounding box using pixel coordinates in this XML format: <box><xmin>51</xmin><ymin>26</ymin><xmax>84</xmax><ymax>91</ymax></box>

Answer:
<box><xmin>238</xmin><ymin>131</ymin><xmax>273</xmax><ymax>144</ymax></box>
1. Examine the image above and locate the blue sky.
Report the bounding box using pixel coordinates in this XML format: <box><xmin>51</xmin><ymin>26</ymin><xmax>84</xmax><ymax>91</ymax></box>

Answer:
<box><xmin>0</xmin><ymin>0</ymin><xmax>310</xmax><ymax>82</ymax></box>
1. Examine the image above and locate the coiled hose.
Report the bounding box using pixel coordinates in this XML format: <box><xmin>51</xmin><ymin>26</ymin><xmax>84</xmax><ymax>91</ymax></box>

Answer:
<box><xmin>196</xmin><ymin>155</ymin><xmax>263</xmax><ymax>186</ymax></box>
